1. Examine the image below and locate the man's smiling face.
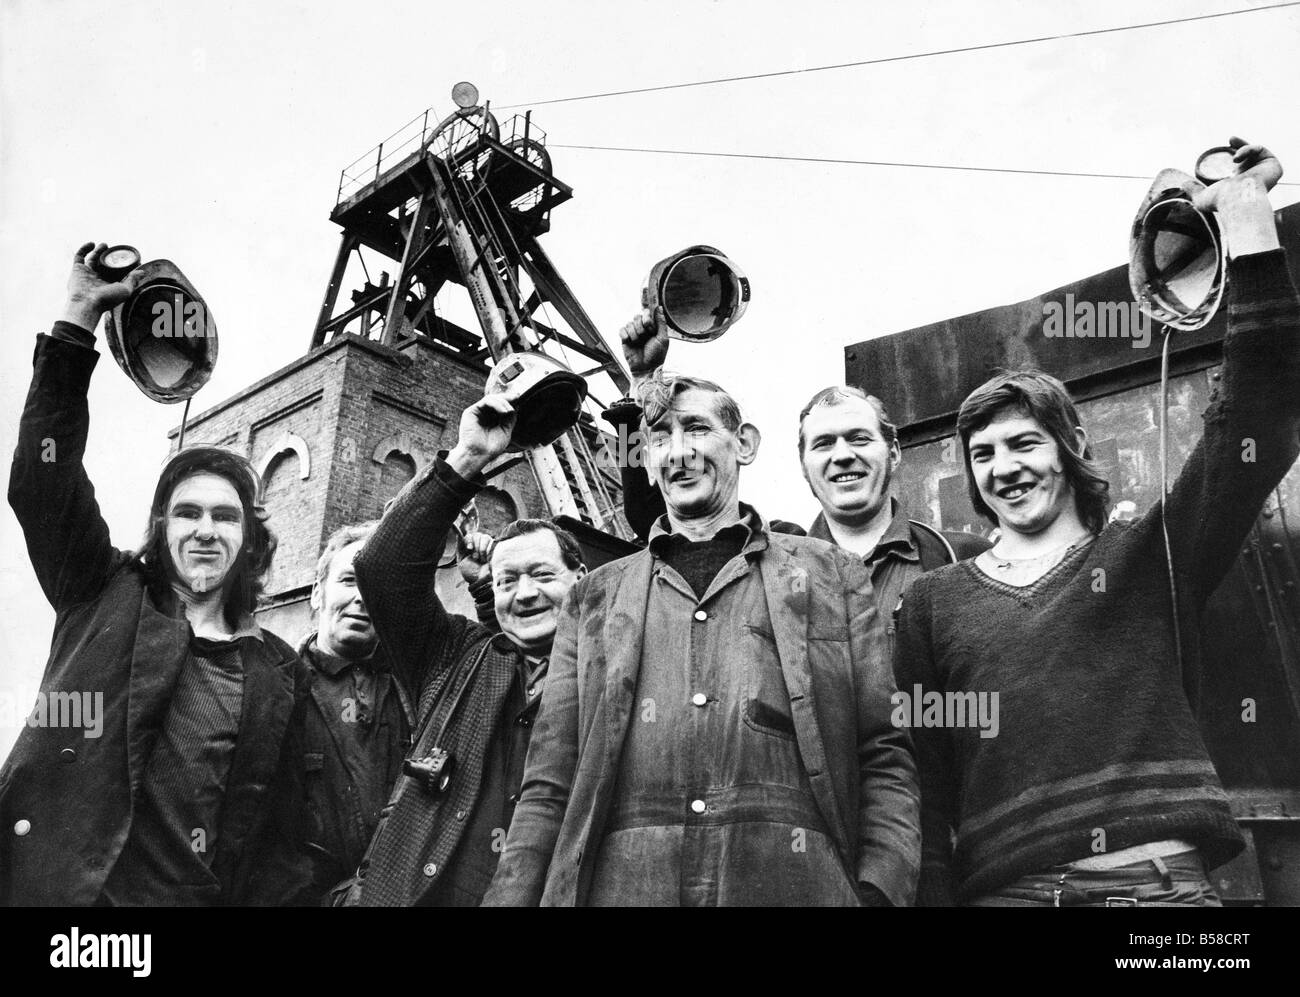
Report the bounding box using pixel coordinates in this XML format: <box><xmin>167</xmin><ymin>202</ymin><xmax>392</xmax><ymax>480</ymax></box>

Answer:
<box><xmin>491</xmin><ymin>529</ymin><xmax>584</xmax><ymax>656</ymax></box>
<box><xmin>645</xmin><ymin>387</ymin><xmax>747</xmax><ymax>522</ymax></box>
<box><xmin>967</xmin><ymin>408</ymin><xmax>1078</xmax><ymax>537</ymax></box>
<box><xmin>800</xmin><ymin>397</ymin><xmax>899</xmax><ymax>527</ymax></box>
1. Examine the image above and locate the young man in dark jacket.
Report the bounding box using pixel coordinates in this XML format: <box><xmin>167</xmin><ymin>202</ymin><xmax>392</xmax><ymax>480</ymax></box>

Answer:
<box><xmin>2</xmin><ymin>242</ymin><xmax>313</xmax><ymax>905</ymax></box>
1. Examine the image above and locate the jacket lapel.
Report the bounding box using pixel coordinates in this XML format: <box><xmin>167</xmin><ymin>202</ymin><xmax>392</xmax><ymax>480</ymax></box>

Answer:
<box><xmin>126</xmin><ymin>588</ymin><xmax>191</xmax><ymax>791</ymax></box>
<box><xmin>596</xmin><ymin>552</ymin><xmax>654</xmax><ymax>816</ymax></box>
<box><xmin>215</xmin><ymin>639</ymin><xmax>296</xmax><ymax>866</ymax></box>
<box><xmin>758</xmin><ymin>542</ymin><xmax>852</xmax><ymax>863</ymax></box>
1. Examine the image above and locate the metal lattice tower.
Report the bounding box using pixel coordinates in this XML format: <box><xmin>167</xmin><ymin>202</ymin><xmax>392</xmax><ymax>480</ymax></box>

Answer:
<box><xmin>312</xmin><ymin>89</ymin><xmax>632</xmax><ymax>537</ymax></box>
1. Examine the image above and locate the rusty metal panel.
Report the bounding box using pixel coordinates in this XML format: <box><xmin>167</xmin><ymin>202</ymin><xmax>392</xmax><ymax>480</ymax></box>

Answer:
<box><xmin>846</xmin><ymin>203</ymin><xmax>1300</xmax><ymax>436</ymax></box>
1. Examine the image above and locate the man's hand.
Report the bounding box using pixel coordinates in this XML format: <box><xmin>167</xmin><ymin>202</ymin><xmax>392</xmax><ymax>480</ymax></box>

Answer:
<box><xmin>457</xmin><ymin>531</ymin><xmax>495</xmax><ymax>585</ymax></box>
<box><xmin>1193</xmin><ymin>138</ymin><xmax>1283</xmax><ymax>258</ymax></box>
<box><xmin>446</xmin><ymin>393</ymin><xmax>516</xmax><ymax>479</ymax></box>
<box><xmin>62</xmin><ymin>242</ymin><xmax>138</xmax><ymax>333</ymax></box>
<box><xmin>620</xmin><ymin>306</ymin><xmax>670</xmax><ymax>380</ymax></box>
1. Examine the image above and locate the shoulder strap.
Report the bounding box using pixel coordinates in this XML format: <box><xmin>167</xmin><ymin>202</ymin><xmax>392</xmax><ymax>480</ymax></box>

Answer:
<box><xmin>908</xmin><ymin>519</ymin><xmax>958</xmax><ymax>567</ymax></box>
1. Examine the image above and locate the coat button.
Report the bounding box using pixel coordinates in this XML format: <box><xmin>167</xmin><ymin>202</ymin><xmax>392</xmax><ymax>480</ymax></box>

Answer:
<box><xmin>691</xmin><ymin>693</ymin><xmax>707</xmax><ymax>707</ymax></box>
<box><xmin>59</xmin><ymin>748</ymin><xmax>77</xmax><ymax>763</ymax></box>
<box><xmin>423</xmin><ymin>862</ymin><xmax>438</xmax><ymax>877</ymax></box>
<box><xmin>455</xmin><ymin>809</ymin><xmax>467</xmax><ymax>821</ymax></box>
<box><xmin>690</xmin><ymin>799</ymin><xmax>706</xmax><ymax>815</ymax></box>
<box><xmin>693</xmin><ymin>609</ymin><xmax>707</xmax><ymax>622</ymax></box>
<box><xmin>13</xmin><ymin>819</ymin><xmax>31</xmax><ymax>836</ymax></box>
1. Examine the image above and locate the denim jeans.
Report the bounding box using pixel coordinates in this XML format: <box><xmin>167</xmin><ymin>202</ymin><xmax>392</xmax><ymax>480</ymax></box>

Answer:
<box><xmin>966</xmin><ymin>851</ymin><xmax>1221</xmax><ymax>907</ymax></box>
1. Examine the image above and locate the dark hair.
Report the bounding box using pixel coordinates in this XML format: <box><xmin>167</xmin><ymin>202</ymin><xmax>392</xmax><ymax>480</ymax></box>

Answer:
<box><xmin>638</xmin><ymin>371</ymin><xmax>743</xmax><ymax>433</ymax></box>
<box><xmin>956</xmin><ymin>369</ymin><xmax>1110</xmax><ymax>535</ymax></box>
<box><xmin>138</xmin><ymin>446</ymin><xmax>277</xmax><ymax>628</ymax></box>
<box><xmin>315</xmin><ymin>520</ymin><xmax>379</xmax><ymax>589</ymax></box>
<box><xmin>797</xmin><ymin>385</ymin><xmax>898</xmax><ymax>455</ymax></box>
<box><xmin>494</xmin><ymin>518</ymin><xmax>584</xmax><ymax>570</ymax></box>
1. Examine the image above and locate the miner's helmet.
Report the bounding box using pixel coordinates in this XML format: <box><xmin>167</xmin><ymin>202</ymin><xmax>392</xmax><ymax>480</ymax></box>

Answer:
<box><xmin>642</xmin><ymin>245</ymin><xmax>750</xmax><ymax>343</ymax></box>
<box><xmin>1129</xmin><ymin>169</ymin><xmax>1226</xmax><ymax>333</ymax></box>
<box><xmin>104</xmin><ymin>259</ymin><xmax>218</xmax><ymax>404</ymax></box>
<box><xmin>483</xmin><ymin>352</ymin><xmax>588</xmax><ymax>451</ymax></box>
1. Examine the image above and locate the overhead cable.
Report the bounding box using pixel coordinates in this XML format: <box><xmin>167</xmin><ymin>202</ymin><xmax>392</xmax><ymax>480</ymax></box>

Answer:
<box><xmin>551</xmin><ymin>143</ymin><xmax>1300</xmax><ymax>186</ymax></box>
<box><xmin>499</xmin><ymin>2</ymin><xmax>1298</xmax><ymax>109</ymax></box>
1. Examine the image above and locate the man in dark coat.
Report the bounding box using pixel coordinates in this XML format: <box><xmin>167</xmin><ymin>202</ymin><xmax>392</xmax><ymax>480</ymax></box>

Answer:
<box><xmin>297</xmin><ymin>521</ymin><xmax>414</xmax><ymax>903</ymax></box>
<box><xmin>1</xmin><ymin>242</ymin><xmax>312</xmax><ymax>905</ymax></box>
<box><xmin>342</xmin><ymin>391</ymin><xmax>586</xmax><ymax>905</ymax></box>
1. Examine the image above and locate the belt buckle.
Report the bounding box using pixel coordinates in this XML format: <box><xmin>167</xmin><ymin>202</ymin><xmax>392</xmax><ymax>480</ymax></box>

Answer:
<box><xmin>1104</xmin><ymin>896</ymin><xmax>1139</xmax><ymax>907</ymax></box>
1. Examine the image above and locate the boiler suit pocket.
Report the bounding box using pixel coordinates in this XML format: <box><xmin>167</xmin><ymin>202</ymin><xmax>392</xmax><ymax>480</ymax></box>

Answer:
<box><xmin>741</xmin><ymin>625</ymin><xmax>795</xmax><ymax>739</ymax></box>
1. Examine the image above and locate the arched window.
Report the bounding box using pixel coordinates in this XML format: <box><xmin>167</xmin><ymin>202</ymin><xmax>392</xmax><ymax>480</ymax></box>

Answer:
<box><xmin>474</xmin><ymin>486</ymin><xmax>519</xmax><ymax>536</ymax></box>
<box><xmin>261</xmin><ymin>450</ymin><xmax>310</xmax><ymax>590</ymax></box>
<box><xmin>375</xmin><ymin>452</ymin><xmax>417</xmax><ymax>516</ymax></box>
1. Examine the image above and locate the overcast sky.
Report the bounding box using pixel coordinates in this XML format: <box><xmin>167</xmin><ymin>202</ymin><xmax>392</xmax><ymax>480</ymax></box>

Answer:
<box><xmin>3</xmin><ymin>0</ymin><xmax>1299</xmax><ymax>752</ymax></box>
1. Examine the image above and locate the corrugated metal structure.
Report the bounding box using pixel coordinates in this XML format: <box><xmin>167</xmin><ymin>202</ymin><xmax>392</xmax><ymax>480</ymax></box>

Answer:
<box><xmin>845</xmin><ymin>202</ymin><xmax>1300</xmax><ymax>904</ymax></box>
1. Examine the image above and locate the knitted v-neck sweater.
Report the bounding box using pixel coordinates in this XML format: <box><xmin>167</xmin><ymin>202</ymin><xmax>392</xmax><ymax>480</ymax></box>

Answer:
<box><xmin>893</xmin><ymin>250</ymin><xmax>1300</xmax><ymax>905</ymax></box>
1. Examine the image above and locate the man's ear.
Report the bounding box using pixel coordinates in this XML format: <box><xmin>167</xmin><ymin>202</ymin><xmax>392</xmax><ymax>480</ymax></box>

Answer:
<box><xmin>1072</xmin><ymin>426</ymin><xmax>1089</xmax><ymax>459</ymax></box>
<box><xmin>736</xmin><ymin>422</ymin><xmax>761</xmax><ymax>465</ymax></box>
<box><xmin>889</xmin><ymin>438</ymin><xmax>903</xmax><ymax>472</ymax></box>
<box><xmin>309</xmin><ymin>580</ymin><xmax>322</xmax><ymax>612</ymax></box>
<box><xmin>575</xmin><ymin>562</ymin><xmax>588</xmax><ymax>581</ymax></box>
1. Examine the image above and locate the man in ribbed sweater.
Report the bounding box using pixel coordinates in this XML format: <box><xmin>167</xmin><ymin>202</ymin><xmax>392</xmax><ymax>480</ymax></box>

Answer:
<box><xmin>894</xmin><ymin>138</ymin><xmax>1298</xmax><ymax>906</ymax></box>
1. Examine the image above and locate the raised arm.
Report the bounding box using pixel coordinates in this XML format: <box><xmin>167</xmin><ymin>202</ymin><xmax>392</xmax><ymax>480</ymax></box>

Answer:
<box><xmin>8</xmin><ymin>243</ymin><xmax>137</xmax><ymax>610</ymax></box>
<box><xmin>617</xmin><ymin>307</ymin><xmax>672</xmax><ymax>541</ymax></box>
<box><xmin>1159</xmin><ymin>141</ymin><xmax>1300</xmax><ymax>605</ymax></box>
<box><xmin>352</xmin><ymin>394</ymin><xmax>516</xmax><ymax>695</ymax></box>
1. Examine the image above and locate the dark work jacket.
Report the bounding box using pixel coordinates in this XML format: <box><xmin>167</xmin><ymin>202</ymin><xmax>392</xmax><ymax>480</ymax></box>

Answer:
<box><xmin>298</xmin><ymin>635</ymin><xmax>412</xmax><ymax>902</ymax></box>
<box><xmin>1</xmin><ymin>333</ymin><xmax>314</xmax><ymax>906</ymax></box>
<box><xmin>807</xmin><ymin>504</ymin><xmax>990</xmax><ymax>648</ymax></box>
<box><xmin>347</xmin><ymin>458</ymin><xmax>528</xmax><ymax>906</ymax></box>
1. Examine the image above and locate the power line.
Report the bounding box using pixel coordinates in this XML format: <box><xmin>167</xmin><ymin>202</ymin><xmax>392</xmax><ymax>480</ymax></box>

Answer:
<box><xmin>499</xmin><ymin>2</ymin><xmax>1298</xmax><ymax>109</ymax></box>
<box><xmin>554</xmin><ymin>143</ymin><xmax>1300</xmax><ymax>186</ymax></box>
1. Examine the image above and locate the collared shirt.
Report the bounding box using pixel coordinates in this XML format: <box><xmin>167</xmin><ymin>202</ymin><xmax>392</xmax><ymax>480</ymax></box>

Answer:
<box><xmin>300</xmin><ymin>636</ymin><xmax>409</xmax><ymax>895</ymax></box>
<box><xmin>99</xmin><ymin>629</ymin><xmax>261</xmax><ymax>905</ymax></box>
<box><xmin>588</xmin><ymin>506</ymin><xmax>863</xmax><ymax>906</ymax></box>
<box><xmin>809</xmin><ymin>498</ymin><xmax>923</xmax><ymax>640</ymax></box>
<box><xmin>424</xmin><ymin>640</ymin><xmax>547</xmax><ymax>906</ymax></box>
